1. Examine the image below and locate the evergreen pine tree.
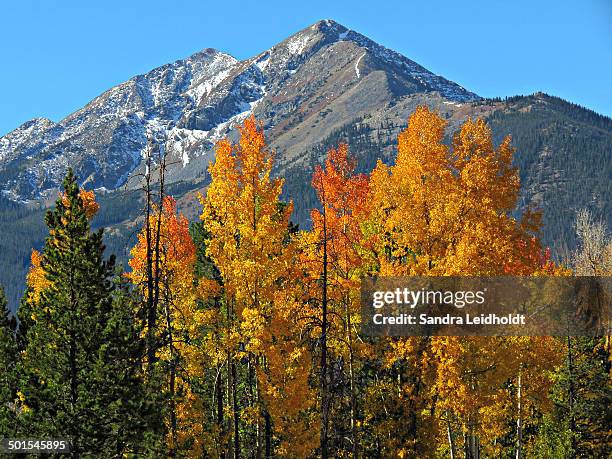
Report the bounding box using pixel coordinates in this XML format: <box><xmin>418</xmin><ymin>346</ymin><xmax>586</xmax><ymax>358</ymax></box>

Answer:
<box><xmin>546</xmin><ymin>336</ymin><xmax>612</xmax><ymax>457</ymax></box>
<box><xmin>17</xmin><ymin>170</ymin><xmax>152</xmax><ymax>456</ymax></box>
<box><xmin>0</xmin><ymin>286</ymin><xmax>18</xmax><ymax>438</ymax></box>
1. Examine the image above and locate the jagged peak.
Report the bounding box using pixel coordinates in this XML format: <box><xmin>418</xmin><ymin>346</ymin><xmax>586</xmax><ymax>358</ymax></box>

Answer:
<box><xmin>304</xmin><ymin>19</ymin><xmax>371</xmax><ymax>46</ymax></box>
<box><xmin>19</xmin><ymin>117</ymin><xmax>55</xmax><ymax>129</ymax></box>
<box><xmin>188</xmin><ymin>47</ymin><xmax>237</xmax><ymax>63</ymax></box>
<box><xmin>272</xmin><ymin>19</ymin><xmax>478</xmax><ymax>102</ymax></box>
<box><xmin>129</xmin><ymin>48</ymin><xmax>236</xmax><ymax>83</ymax></box>
<box><xmin>2</xmin><ymin>118</ymin><xmax>55</xmax><ymax>138</ymax></box>
<box><xmin>273</xmin><ymin>19</ymin><xmax>352</xmax><ymax>57</ymax></box>
<box><xmin>192</xmin><ymin>47</ymin><xmax>222</xmax><ymax>57</ymax></box>
<box><xmin>310</xmin><ymin>19</ymin><xmax>348</xmax><ymax>33</ymax></box>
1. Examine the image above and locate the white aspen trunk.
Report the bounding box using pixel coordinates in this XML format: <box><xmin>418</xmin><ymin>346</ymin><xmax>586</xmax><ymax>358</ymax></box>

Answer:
<box><xmin>516</xmin><ymin>371</ymin><xmax>523</xmax><ymax>459</ymax></box>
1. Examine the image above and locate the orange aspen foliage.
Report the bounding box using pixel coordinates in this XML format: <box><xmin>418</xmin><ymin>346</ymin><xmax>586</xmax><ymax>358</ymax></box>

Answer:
<box><xmin>367</xmin><ymin>107</ymin><xmax>539</xmax><ymax>275</ymax></box>
<box><xmin>301</xmin><ymin>143</ymin><xmax>371</xmax><ymax>455</ymax></box>
<box><xmin>306</xmin><ymin>142</ymin><xmax>370</xmax><ymax>348</ymax></box>
<box><xmin>128</xmin><ymin>196</ymin><xmax>196</xmax><ymax>292</ymax></box>
<box><xmin>127</xmin><ymin>196</ymin><xmax>205</xmax><ymax>455</ymax></box>
<box><xmin>310</xmin><ymin>143</ymin><xmax>370</xmax><ymax>278</ymax></box>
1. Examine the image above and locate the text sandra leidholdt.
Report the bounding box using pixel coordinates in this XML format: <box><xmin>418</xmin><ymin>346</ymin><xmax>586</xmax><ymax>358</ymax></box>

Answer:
<box><xmin>361</xmin><ymin>276</ymin><xmax>610</xmax><ymax>336</ymax></box>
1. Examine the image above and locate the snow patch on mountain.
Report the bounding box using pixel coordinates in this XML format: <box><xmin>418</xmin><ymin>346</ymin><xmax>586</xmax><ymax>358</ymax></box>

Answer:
<box><xmin>186</xmin><ymin>52</ymin><xmax>237</xmax><ymax>103</ymax></box>
<box><xmin>255</xmin><ymin>52</ymin><xmax>272</xmax><ymax>71</ymax></box>
<box><xmin>0</xmin><ymin>118</ymin><xmax>57</xmax><ymax>163</ymax></box>
<box><xmin>355</xmin><ymin>52</ymin><xmax>366</xmax><ymax>78</ymax></box>
<box><xmin>167</xmin><ymin>127</ymin><xmax>211</xmax><ymax>166</ymax></box>
<box><xmin>287</xmin><ymin>34</ymin><xmax>311</xmax><ymax>56</ymax></box>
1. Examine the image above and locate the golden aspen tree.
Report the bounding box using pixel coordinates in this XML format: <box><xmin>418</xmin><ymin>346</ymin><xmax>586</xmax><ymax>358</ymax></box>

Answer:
<box><xmin>363</xmin><ymin>107</ymin><xmax>453</xmax><ymax>457</ymax></box>
<box><xmin>200</xmin><ymin>116</ymin><xmax>316</xmax><ymax>458</ymax></box>
<box><xmin>365</xmin><ymin>106</ymin><xmax>565</xmax><ymax>457</ymax></box>
<box><xmin>429</xmin><ymin>335</ymin><xmax>563</xmax><ymax>457</ymax></box>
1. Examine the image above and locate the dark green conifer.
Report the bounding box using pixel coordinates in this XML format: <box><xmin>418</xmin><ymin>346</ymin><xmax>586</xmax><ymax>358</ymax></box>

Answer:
<box><xmin>0</xmin><ymin>286</ymin><xmax>18</xmax><ymax>438</ymax></box>
<box><xmin>18</xmin><ymin>170</ymin><xmax>153</xmax><ymax>456</ymax></box>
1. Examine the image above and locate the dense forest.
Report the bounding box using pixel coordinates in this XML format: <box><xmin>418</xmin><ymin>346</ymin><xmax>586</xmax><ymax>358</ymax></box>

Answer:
<box><xmin>487</xmin><ymin>94</ymin><xmax>611</xmax><ymax>254</ymax></box>
<box><xmin>1</xmin><ymin>110</ymin><xmax>610</xmax><ymax>458</ymax></box>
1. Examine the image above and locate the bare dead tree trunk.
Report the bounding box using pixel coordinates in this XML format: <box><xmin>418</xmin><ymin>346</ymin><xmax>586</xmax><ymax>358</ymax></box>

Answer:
<box><xmin>153</xmin><ymin>139</ymin><xmax>166</xmax><ymax>345</ymax></box>
<box><xmin>143</xmin><ymin>133</ymin><xmax>168</xmax><ymax>374</ymax></box>
<box><xmin>144</xmin><ymin>139</ymin><xmax>156</xmax><ymax>373</ymax></box>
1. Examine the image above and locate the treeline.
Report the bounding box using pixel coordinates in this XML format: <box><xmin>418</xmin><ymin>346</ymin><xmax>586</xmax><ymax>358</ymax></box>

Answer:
<box><xmin>1</xmin><ymin>108</ymin><xmax>610</xmax><ymax>458</ymax></box>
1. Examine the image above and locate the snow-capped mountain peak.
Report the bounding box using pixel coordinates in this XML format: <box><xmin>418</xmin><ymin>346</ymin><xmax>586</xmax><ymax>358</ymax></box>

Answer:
<box><xmin>0</xmin><ymin>19</ymin><xmax>479</xmax><ymax>201</ymax></box>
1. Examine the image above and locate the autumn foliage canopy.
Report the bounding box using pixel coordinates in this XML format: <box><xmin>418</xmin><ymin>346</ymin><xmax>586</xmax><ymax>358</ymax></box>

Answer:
<box><xmin>8</xmin><ymin>109</ymin><xmax>608</xmax><ymax>459</ymax></box>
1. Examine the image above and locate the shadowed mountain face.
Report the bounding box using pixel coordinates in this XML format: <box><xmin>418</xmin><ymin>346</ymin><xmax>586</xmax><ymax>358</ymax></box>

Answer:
<box><xmin>0</xmin><ymin>20</ymin><xmax>610</xmax><ymax>311</ymax></box>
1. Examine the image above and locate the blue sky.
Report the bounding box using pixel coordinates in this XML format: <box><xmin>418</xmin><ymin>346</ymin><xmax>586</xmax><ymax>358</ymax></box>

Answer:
<box><xmin>1</xmin><ymin>0</ymin><xmax>610</xmax><ymax>136</ymax></box>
